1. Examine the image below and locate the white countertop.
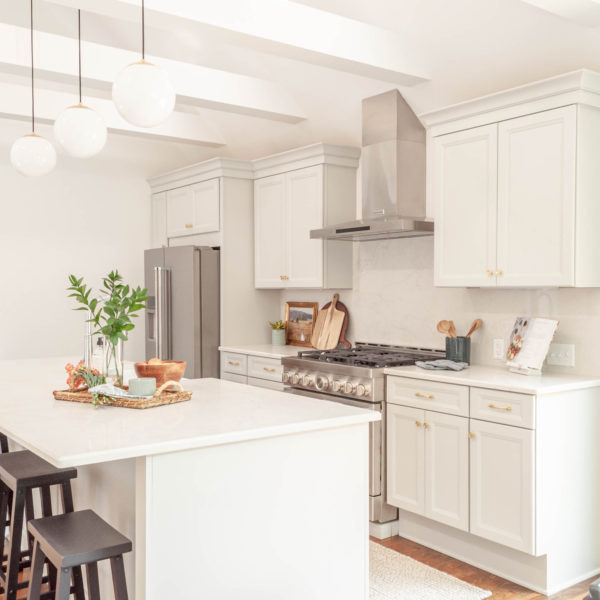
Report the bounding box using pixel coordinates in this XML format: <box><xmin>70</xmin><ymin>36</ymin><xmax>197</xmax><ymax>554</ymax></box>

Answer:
<box><xmin>0</xmin><ymin>358</ymin><xmax>378</xmax><ymax>468</ymax></box>
<box><xmin>384</xmin><ymin>364</ymin><xmax>600</xmax><ymax>395</ymax></box>
<box><xmin>219</xmin><ymin>344</ymin><xmax>301</xmax><ymax>359</ymax></box>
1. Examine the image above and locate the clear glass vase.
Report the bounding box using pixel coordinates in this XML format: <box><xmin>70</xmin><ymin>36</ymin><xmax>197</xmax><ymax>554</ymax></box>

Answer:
<box><xmin>103</xmin><ymin>337</ymin><xmax>124</xmax><ymax>386</ymax></box>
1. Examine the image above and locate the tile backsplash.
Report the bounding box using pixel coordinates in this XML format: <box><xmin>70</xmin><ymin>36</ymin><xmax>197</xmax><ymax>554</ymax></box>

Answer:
<box><xmin>281</xmin><ymin>237</ymin><xmax>600</xmax><ymax>376</ymax></box>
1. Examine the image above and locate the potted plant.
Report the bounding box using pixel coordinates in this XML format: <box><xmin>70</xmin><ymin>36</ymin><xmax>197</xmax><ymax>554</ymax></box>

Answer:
<box><xmin>67</xmin><ymin>270</ymin><xmax>148</xmax><ymax>386</ymax></box>
<box><xmin>269</xmin><ymin>320</ymin><xmax>286</xmax><ymax>346</ymax></box>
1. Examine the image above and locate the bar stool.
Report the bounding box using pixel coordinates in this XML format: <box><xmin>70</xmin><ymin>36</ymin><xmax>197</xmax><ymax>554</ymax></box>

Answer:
<box><xmin>27</xmin><ymin>510</ymin><xmax>132</xmax><ymax>600</ymax></box>
<box><xmin>0</xmin><ymin>450</ymin><xmax>82</xmax><ymax>600</ymax></box>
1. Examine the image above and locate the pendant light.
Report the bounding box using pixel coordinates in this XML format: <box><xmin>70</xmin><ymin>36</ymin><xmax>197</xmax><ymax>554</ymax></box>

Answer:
<box><xmin>10</xmin><ymin>0</ymin><xmax>56</xmax><ymax>177</ymax></box>
<box><xmin>54</xmin><ymin>10</ymin><xmax>107</xmax><ymax>158</ymax></box>
<box><xmin>112</xmin><ymin>0</ymin><xmax>175</xmax><ymax>127</ymax></box>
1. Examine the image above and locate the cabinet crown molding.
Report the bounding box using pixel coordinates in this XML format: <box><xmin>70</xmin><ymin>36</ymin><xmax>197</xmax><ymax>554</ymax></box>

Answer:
<box><xmin>421</xmin><ymin>69</ymin><xmax>600</xmax><ymax>136</ymax></box>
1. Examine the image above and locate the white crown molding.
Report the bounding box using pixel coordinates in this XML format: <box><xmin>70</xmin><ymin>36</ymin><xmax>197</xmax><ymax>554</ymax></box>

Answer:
<box><xmin>148</xmin><ymin>143</ymin><xmax>361</xmax><ymax>192</ymax></box>
<box><xmin>420</xmin><ymin>69</ymin><xmax>600</xmax><ymax>136</ymax></box>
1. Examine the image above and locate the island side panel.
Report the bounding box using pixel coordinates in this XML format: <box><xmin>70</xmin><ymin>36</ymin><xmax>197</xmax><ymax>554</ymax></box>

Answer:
<box><xmin>142</xmin><ymin>424</ymin><xmax>370</xmax><ymax>600</ymax></box>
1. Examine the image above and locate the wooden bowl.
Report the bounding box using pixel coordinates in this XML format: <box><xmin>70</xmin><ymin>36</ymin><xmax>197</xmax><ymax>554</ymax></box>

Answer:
<box><xmin>134</xmin><ymin>360</ymin><xmax>186</xmax><ymax>387</ymax></box>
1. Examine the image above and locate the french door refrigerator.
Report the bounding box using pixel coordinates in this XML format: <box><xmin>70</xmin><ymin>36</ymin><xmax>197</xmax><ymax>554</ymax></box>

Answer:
<box><xmin>144</xmin><ymin>246</ymin><xmax>220</xmax><ymax>378</ymax></box>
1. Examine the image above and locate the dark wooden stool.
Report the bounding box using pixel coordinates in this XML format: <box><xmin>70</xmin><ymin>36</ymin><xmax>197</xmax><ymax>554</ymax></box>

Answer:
<box><xmin>0</xmin><ymin>450</ymin><xmax>80</xmax><ymax>600</ymax></box>
<box><xmin>27</xmin><ymin>510</ymin><xmax>132</xmax><ymax>600</ymax></box>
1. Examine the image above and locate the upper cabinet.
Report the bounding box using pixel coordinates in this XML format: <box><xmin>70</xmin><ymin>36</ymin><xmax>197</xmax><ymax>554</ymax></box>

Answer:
<box><xmin>425</xmin><ymin>70</ymin><xmax>600</xmax><ymax>288</ymax></box>
<box><xmin>253</xmin><ymin>144</ymin><xmax>360</xmax><ymax>289</ymax></box>
<box><xmin>166</xmin><ymin>179</ymin><xmax>220</xmax><ymax>239</ymax></box>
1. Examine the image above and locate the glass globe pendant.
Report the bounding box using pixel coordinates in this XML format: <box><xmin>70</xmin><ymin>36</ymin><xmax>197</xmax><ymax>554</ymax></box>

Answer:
<box><xmin>10</xmin><ymin>0</ymin><xmax>56</xmax><ymax>177</ymax></box>
<box><xmin>54</xmin><ymin>10</ymin><xmax>107</xmax><ymax>158</ymax></box>
<box><xmin>112</xmin><ymin>0</ymin><xmax>175</xmax><ymax>128</ymax></box>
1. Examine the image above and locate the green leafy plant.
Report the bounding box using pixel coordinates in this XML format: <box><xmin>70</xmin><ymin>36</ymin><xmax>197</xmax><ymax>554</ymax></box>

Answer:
<box><xmin>269</xmin><ymin>320</ymin><xmax>286</xmax><ymax>330</ymax></box>
<box><xmin>67</xmin><ymin>270</ymin><xmax>148</xmax><ymax>385</ymax></box>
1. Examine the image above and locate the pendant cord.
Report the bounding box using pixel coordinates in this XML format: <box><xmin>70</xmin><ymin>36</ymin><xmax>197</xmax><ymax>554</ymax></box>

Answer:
<box><xmin>78</xmin><ymin>9</ymin><xmax>82</xmax><ymax>104</ymax></box>
<box><xmin>141</xmin><ymin>0</ymin><xmax>145</xmax><ymax>59</ymax></box>
<box><xmin>30</xmin><ymin>0</ymin><xmax>34</xmax><ymax>132</ymax></box>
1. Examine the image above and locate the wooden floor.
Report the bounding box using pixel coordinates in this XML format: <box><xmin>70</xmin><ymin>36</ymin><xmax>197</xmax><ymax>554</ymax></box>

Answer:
<box><xmin>373</xmin><ymin>535</ymin><xmax>595</xmax><ymax>599</ymax></box>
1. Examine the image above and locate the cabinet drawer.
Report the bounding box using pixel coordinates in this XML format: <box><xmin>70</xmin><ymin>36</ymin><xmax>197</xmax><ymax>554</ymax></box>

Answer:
<box><xmin>221</xmin><ymin>372</ymin><xmax>247</xmax><ymax>384</ymax></box>
<box><xmin>221</xmin><ymin>352</ymin><xmax>247</xmax><ymax>375</ymax></box>
<box><xmin>387</xmin><ymin>377</ymin><xmax>469</xmax><ymax>417</ymax></box>
<box><xmin>247</xmin><ymin>356</ymin><xmax>282</xmax><ymax>382</ymax></box>
<box><xmin>470</xmin><ymin>388</ymin><xmax>535</xmax><ymax>429</ymax></box>
<box><xmin>248</xmin><ymin>376</ymin><xmax>284</xmax><ymax>391</ymax></box>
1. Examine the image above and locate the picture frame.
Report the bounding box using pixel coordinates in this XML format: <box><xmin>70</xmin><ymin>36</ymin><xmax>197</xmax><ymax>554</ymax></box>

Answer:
<box><xmin>285</xmin><ymin>301</ymin><xmax>318</xmax><ymax>347</ymax></box>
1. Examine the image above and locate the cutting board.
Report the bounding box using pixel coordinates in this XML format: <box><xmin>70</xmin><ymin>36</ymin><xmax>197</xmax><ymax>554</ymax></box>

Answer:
<box><xmin>312</xmin><ymin>294</ymin><xmax>345</xmax><ymax>350</ymax></box>
<box><xmin>320</xmin><ymin>299</ymin><xmax>351</xmax><ymax>349</ymax></box>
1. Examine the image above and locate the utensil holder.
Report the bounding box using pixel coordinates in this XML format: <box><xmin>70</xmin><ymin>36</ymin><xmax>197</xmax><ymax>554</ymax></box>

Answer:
<box><xmin>446</xmin><ymin>336</ymin><xmax>471</xmax><ymax>364</ymax></box>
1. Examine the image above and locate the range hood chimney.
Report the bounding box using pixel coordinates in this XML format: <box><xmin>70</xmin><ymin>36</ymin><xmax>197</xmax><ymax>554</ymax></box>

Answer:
<box><xmin>311</xmin><ymin>90</ymin><xmax>432</xmax><ymax>241</ymax></box>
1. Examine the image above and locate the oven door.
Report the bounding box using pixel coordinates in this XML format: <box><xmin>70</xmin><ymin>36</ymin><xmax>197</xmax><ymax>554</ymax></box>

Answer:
<box><xmin>286</xmin><ymin>387</ymin><xmax>382</xmax><ymax>497</ymax></box>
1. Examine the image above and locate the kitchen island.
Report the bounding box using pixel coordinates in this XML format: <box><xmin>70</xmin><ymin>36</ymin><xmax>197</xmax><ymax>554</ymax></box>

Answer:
<box><xmin>0</xmin><ymin>358</ymin><xmax>377</xmax><ymax>600</ymax></box>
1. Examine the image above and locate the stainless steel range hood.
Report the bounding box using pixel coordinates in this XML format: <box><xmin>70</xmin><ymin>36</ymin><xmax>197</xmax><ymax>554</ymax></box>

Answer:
<box><xmin>311</xmin><ymin>90</ymin><xmax>432</xmax><ymax>242</ymax></box>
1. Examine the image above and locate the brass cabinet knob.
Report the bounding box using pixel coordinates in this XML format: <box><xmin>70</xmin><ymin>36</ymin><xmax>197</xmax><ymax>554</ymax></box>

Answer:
<box><xmin>486</xmin><ymin>269</ymin><xmax>493</xmax><ymax>276</ymax></box>
<box><xmin>495</xmin><ymin>269</ymin><xmax>503</xmax><ymax>276</ymax></box>
<box><xmin>280</xmin><ymin>275</ymin><xmax>289</xmax><ymax>281</ymax></box>
<box><xmin>469</xmin><ymin>432</ymin><xmax>475</xmax><ymax>439</ymax></box>
<box><xmin>228</xmin><ymin>360</ymin><xmax>240</xmax><ymax>366</ymax></box>
<box><xmin>185</xmin><ymin>223</ymin><xmax>193</xmax><ymax>228</ymax></box>
<box><xmin>415</xmin><ymin>420</ymin><xmax>422</xmax><ymax>427</ymax></box>
<box><xmin>264</xmin><ymin>367</ymin><xmax>276</xmax><ymax>373</ymax></box>
<box><xmin>423</xmin><ymin>422</ymin><xmax>430</xmax><ymax>429</ymax></box>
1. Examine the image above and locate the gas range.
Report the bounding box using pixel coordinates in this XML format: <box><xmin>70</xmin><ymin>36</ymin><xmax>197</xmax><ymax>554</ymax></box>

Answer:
<box><xmin>282</xmin><ymin>343</ymin><xmax>445</xmax><ymax>404</ymax></box>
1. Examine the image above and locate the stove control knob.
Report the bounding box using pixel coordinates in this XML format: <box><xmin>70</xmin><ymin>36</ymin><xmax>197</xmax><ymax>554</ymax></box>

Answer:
<box><xmin>356</xmin><ymin>384</ymin><xmax>366</xmax><ymax>397</ymax></box>
<box><xmin>282</xmin><ymin>371</ymin><xmax>291</xmax><ymax>384</ymax></box>
<box><xmin>344</xmin><ymin>382</ymin><xmax>356</xmax><ymax>394</ymax></box>
<box><xmin>333</xmin><ymin>380</ymin><xmax>343</xmax><ymax>392</ymax></box>
<box><xmin>315</xmin><ymin>376</ymin><xmax>329</xmax><ymax>391</ymax></box>
<box><xmin>291</xmin><ymin>373</ymin><xmax>301</xmax><ymax>385</ymax></box>
<box><xmin>363</xmin><ymin>385</ymin><xmax>371</xmax><ymax>398</ymax></box>
<box><xmin>302</xmin><ymin>375</ymin><xmax>314</xmax><ymax>387</ymax></box>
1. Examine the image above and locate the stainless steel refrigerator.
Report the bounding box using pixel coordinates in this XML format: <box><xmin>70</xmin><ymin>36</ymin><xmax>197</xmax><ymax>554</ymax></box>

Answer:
<box><xmin>144</xmin><ymin>246</ymin><xmax>220</xmax><ymax>378</ymax></box>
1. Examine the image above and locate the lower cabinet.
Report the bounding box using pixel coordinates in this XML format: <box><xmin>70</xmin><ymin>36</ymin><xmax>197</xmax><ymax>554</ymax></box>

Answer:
<box><xmin>220</xmin><ymin>351</ymin><xmax>284</xmax><ymax>391</ymax></box>
<box><xmin>469</xmin><ymin>419</ymin><xmax>535</xmax><ymax>554</ymax></box>
<box><xmin>387</xmin><ymin>404</ymin><xmax>469</xmax><ymax>532</ymax></box>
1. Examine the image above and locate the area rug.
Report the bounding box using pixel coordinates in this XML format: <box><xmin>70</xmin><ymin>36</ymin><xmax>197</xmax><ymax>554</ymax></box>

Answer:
<box><xmin>370</xmin><ymin>541</ymin><xmax>492</xmax><ymax>600</ymax></box>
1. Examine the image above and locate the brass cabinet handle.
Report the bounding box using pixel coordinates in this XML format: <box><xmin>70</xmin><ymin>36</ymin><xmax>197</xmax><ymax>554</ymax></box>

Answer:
<box><xmin>228</xmin><ymin>360</ymin><xmax>240</xmax><ymax>366</ymax></box>
<box><xmin>486</xmin><ymin>269</ymin><xmax>493</xmax><ymax>276</ymax></box>
<box><xmin>185</xmin><ymin>223</ymin><xmax>193</xmax><ymax>228</ymax></box>
<box><xmin>495</xmin><ymin>269</ymin><xmax>503</xmax><ymax>276</ymax></box>
<box><xmin>469</xmin><ymin>432</ymin><xmax>475</xmax><ymax>439</ymax></box>
<box><xmin>488</xmin><ymin>403</ymin><xmax>512</xmax><ymax>411</ymax></box>
<box><xmin>263</xmin><ymin>367</ymin><xmax>276</xmax><ymax>373</ymax></box>
<box><xmin>415</xmin><ymin>392</ymin><xmax>434</xmax><ymax>399</ymax></box>
<box><xmin>280</xmin><ymin>275</ymin><xmax>289</xmax><ymax>280</ymax></box>
<box><xmin>415</xmin><ymin>421</ymin><xmax>422</xmax><ymax>427</ymax></box>
<box><xmin>423</xmin><ymin>422</ymin><xmax>430</xmax><ymax>429</ymax></box>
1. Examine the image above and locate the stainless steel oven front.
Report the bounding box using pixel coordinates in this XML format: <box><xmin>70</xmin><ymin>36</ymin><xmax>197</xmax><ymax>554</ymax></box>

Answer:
<box><xmin>286</xmin><ymin>387</ymin><xmax>398</xmax><ymax>523</ymax></box>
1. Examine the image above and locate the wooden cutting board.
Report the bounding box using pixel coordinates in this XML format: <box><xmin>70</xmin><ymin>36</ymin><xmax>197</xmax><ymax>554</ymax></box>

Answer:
<box><xmin>312</xmin><ymin>294</ymin><xmax>345</xmax><ymax>350</ymax></box>
<box><xmin>320</xmin><ymin>299</ymin><xmax>351</xmax><ymax>349</ymax></box>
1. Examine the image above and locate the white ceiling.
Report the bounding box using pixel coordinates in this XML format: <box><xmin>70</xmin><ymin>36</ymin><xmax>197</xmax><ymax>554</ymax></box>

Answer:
<box><xmin>2</xmin><ymin>0</ymin><xmax>600</xmax><ymax>178</ymax></box>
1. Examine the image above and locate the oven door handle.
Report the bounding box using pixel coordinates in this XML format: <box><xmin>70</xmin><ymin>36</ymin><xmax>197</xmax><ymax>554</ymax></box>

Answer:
<box><xmin>286</xmin><ymin>387</ymin><xmax>381</xmax><ymax>411</ymax></box>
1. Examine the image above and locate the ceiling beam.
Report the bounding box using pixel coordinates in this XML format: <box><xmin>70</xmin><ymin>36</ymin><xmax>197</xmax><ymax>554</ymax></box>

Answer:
<box><xmin>47</xmin><ymin>0</ymin><xmax>428</xmax><ymax>85</ymax></box>
<box><xmin>0</xmin><ymin>80</ymin><xmax>225</xmax><ymax>146</ymax></box>
<box><xmin>0</xmin><ymin>22</ymin><xmax>305</xmax><ymax>124</ymax></box>
<box><xmin>520</xmin><ymin>0</ymin><xmax>600</xmax><ymax>26</ymax></box>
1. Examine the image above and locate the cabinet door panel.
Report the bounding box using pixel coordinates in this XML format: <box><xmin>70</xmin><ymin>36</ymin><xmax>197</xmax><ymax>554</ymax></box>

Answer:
<box><xmin>470</xmin><ymin>419</ymin><xmax>535</xmax><ymax>554</ymax></box>
<box><xmin>286</xmin><ymin>166</ymin><xmax>324</xmax><ymax>288</ymax></box>
<box><xmin>166</xmin><ymin>180</ymin><xmax>220</xmax><ymax>238</ymax></box>
<box><xmin>433</xmin><ymin>124</ymin><xmax>498</xmax><ymax>287</ymax></box>
<box><xmin>254</xmin><ymin>175</ymin><xmax>287</xmax><ymax>288</ymax></box>
<box><xmin>425</xmin><ymin>412</ymin><xmax>469</xmax><ymax>531</ymax></box>
<box><xmin>497</xmin><ymin>106</ymin><xmax>576</xmax><ymax>286</ymax></box>
<box><xmin>387</xmin><ymin>404</ymin><xmax>425</xmax><ymax>515</ymax></box>
<box><xmin>151</xmin><ymin>192</ymin><xmax>167</xmax><ymax>248</ymax></box>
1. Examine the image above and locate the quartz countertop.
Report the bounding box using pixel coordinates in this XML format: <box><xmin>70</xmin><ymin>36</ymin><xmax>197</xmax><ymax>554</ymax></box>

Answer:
<box><xmin>0</xmin><ymin>358</ymin><xmax>378</xmax><ymax>468</ymax></box>
<box><xmin>219</xmin><ymin>344</ymin><xmax>302</xmax><ymax>359</ymax></box>
<box><xmin>384</xmin><ymin>364</ymin><xmax>600</xmax><ymax>395</ymax></box>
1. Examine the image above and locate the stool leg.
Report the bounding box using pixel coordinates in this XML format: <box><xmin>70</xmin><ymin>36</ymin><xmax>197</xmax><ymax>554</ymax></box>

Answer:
<box><xmin>25</xmin><ymin>488</ymin><xmax>35</xmax><ymax>556</ymax></box>
<box><xmin>86</xmin><ymin>562</ymin><xmax>101</xmax><ymax>600</ymax></box>
<box><xmin>60</xmin><ymin>481</ymin><xmax>75</xmax><ymax>513</ymax></box>
<box><xmin>71</xmin><ymin>565</ymin><xmax>86</xmax><ymax>600</ymax></box>
<box><xmin>110</xmin><ymin>555</ymin><xmax>129</xmax><ymax>600</ymax></box>
<box><xmin>40</xmin><ymin>486</ymin><xmax>57</xmax><ymax>593</ymax></box>
<box><xmin>56</xmin><ymin>567</ymin><xmax>72</xmax><ymax>600</ymax></box>
<box><xmin>0</xmin><ymin>434</ymin><xmax>8</xmax><ymax>454</ymax></box>
<box><xmin>26</xmin><ymin>540</ymin><xmax>46</xmax><ymax>600</ymax></box>
<box><xmin>6</xmin><ymin>488</ymin><xmax>25</xmax><ymax>600</ymax></box>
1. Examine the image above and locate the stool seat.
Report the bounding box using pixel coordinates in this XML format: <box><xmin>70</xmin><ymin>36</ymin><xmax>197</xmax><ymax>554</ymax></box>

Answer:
<box><xmin>28</xmin><ymin>510</ymin><xmax>132</xmax><ymax>568</ymax></box>
<box><xmin>0</xmin><ymin>451</ymin><xmax>76</xmax><ymax>490</ymax></box>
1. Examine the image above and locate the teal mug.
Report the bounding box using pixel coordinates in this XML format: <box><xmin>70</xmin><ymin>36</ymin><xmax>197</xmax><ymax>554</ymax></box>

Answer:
<box><xmin>445</xmin><ymin>336</ymin><xmax>471</xmax><ymax>364</ymax></box>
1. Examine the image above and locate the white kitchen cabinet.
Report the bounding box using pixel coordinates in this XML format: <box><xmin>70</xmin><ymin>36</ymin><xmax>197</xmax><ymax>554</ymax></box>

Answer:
<box><xmin>387</xmin><ymin>403</ymin><xmax>468</xmax><ymax>531</ymax></box>
<box><xmin>220</xmin><ymin>349</ymin><xmax>287</xmax><ymax>391</ymax></box>
<box><xmin>151</xmin><ymin>192</ymin><xmax>167</xmax><ymax>248</ymax></box>
<box><xmin>166</xmin><ymin>179</ymin><xmax>220</xmax><ymax>239</ymax></box>
<box><xmin>469</xmin><ymin>419</ymin><xmax>535</xmax><ymax>554</ymax></box>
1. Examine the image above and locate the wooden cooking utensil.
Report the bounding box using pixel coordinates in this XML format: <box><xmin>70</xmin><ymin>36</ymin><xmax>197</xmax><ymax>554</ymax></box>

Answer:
<box><xmin>466</xmin><ymin>318</ymin><xmax>482</xmax><ymax>338</ymax></box>
<box><xmin>320</xmin><ymin>298</ymin><xmax>351</xmax><ymax>349</ymax></box>
<box><xmin>313</xmin><ymin>294</ymin><xmax>345</xmax><ymax>350</ymax></box>
<box><xmin>437</xmin><ymin>320</ymin><xmax>451</xmax><ymax>335</ymax></box>
<box><xmin>448</xmin><ymin>321</ymin><xmax>457</xmax><ymax>338</ymax></box>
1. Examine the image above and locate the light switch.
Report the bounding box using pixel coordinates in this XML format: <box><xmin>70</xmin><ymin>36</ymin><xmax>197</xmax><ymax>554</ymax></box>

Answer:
<box><xmin>493</xmin><ymin>339</ymin><xmax>505</xmax><ymax>360</ymax></box>
<box><xmin>546</xmin><ymin>343</ymin><xmax>575</xmax><ymax>367</ymax></box>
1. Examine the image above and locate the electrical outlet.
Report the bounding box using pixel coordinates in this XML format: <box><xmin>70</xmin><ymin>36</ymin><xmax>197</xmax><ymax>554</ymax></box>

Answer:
<box><xmin>546</xmin><ymin>343</ymin><xmax>575</xmax><ymax>367</ymax></box>
<box><xmin>493</xmin><ymin>339</ymin><xmax>505</xmax><ymax>360</ymax></box>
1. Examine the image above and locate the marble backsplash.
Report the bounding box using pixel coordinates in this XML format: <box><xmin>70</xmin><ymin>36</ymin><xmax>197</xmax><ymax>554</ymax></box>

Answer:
<box><xmin>280</xmin><ymin>236</ymin><xmax>600</xmax><ymax>376</ymax></box>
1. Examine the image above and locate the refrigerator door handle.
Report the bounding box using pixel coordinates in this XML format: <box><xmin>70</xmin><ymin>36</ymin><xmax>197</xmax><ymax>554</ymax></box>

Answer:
<box><xmin>154</xmin><ymin>266</ymin><xmax>172</xmax><ymax>360</ymax></box>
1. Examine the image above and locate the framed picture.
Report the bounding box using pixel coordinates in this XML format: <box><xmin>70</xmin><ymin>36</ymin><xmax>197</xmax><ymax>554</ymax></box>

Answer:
<box><xmin>285</xmin><ymin>302</ymin><xmax>318</xmax><ymax>347</ymax></box>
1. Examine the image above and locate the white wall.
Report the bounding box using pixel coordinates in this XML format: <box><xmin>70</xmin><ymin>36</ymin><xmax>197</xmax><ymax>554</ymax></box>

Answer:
<box><xmin>281</xmin><ymin>237</ymin><xmax>600</xmax><ymax>376</ymax></box>
<box><xmin>0</xmin><ymin>162</ymin><xmax>150</xmax><ymax>362</ymax></box>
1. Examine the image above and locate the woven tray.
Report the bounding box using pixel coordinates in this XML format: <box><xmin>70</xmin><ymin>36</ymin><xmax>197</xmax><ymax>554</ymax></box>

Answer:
<box><xmin>53</xmin><ymin>380</ymin><xmax>192</xmax><ymax>409</ymax></box>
